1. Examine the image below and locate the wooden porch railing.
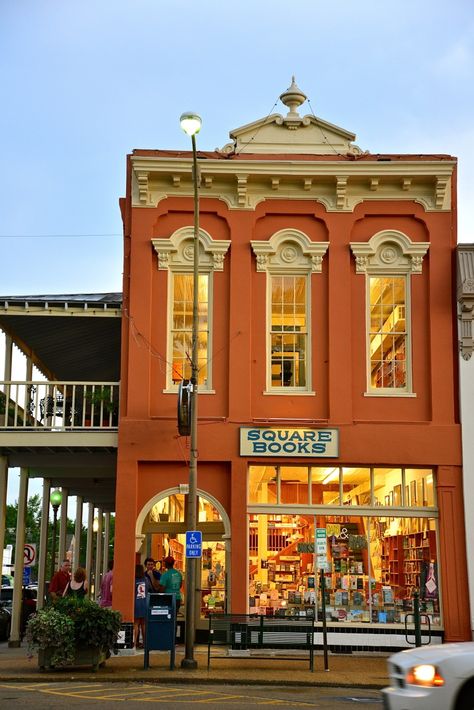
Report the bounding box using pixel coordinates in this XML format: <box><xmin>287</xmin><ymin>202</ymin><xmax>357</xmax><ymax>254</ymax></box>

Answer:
<box><xmin>0</xmin><ymin>381</ymin><xmax>120</xmax><ymax>430</ymax></box>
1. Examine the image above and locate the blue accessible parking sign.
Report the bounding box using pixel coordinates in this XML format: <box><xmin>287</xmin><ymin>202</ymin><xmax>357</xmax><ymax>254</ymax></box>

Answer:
<box><xmin>185</xmin><ymin>530</ymin><xmax>202</xmax><ymax>558</ymax></box>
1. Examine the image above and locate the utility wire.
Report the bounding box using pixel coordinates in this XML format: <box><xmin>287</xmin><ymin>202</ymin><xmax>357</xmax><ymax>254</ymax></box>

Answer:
<box><xmin>0</xmin><ymin>233</ymin><xmax>121</xmax><ymax>239</ymax></box>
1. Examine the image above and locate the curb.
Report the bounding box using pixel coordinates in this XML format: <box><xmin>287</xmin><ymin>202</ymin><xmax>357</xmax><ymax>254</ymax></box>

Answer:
<box><xmin>0</xmin><ymin>675</ymin><xmax>387</xmax><ymax>689</ymax></box>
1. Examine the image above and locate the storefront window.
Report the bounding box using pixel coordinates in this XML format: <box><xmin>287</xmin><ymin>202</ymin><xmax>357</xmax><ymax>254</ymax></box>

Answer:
<box><xmin>248</xmin><ymin>466</ymin><xmax>440</xmax><ymax>627</ymax></box>
<box><xmin>341</xmin><ymin>468</ymin><xmax>371</xmax><ymax>506</ymax></box>
<box><xmin>280</xmin><ymin>466</ymin><xmax>309</xmax><ymax>504</ymax></box>
<box><xmin>373</xmin><ymin>468</ymin><xmax>403</xmax><ymax>506</ymax></box>
<box><xmin>405</xmin><ymin>469</ymin><xmax>435</xmax><ymax>507</ymax></box>
<box><xmin>248</xmin><ymin>466</ymin><xmax>277</xmax><ymax>504</ymax></box>
<box><xmin>311</xmin><ymin>467</ymin><xmax>340</xmax><ymax>505</ymax></box>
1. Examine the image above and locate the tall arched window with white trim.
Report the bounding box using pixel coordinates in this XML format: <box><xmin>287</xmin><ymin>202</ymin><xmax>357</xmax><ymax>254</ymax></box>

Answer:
<box><xmin>251</xmin><ymin>229</ymin><xmax>328</xmax><ymax>394</ymax></box>
<box><xmin>152</xmin><ymin>227</ymin><xmax>231</xmax><ymax>392</ymax></box>
<box><xmin>350</xmin><ymin>231</ymin><xmax>429</xmax><ymax>396</ymax></box>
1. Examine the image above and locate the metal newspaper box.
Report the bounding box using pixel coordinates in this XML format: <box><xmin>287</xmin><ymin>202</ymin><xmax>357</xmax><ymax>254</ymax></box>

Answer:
<box><xmin>144</xmin><ymin>592</ymin><xmax>176</xmax><ymax>670</ymax></box>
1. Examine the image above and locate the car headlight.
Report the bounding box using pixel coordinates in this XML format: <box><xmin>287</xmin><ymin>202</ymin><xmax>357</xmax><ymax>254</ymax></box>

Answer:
<box><xmin>406</xmin><ymin>664</ymin><xmax>445</xmax><ymax>687</ymax></box>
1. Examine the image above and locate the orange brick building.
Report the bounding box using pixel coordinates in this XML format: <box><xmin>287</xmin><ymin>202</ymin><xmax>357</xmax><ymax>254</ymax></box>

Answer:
<box><xmin>114</xmin><ymin>80</ymin><xmax>470</xmax><ymax>648</ymax></box>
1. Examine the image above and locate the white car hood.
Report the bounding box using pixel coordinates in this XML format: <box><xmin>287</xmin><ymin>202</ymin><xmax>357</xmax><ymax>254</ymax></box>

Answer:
<box><xmin>390</xmin><ymin>642</ymin><xmax>474</xmax><ymax>668</ymax></box>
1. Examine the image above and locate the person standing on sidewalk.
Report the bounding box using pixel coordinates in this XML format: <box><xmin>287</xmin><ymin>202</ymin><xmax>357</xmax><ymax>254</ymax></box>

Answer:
<box><xmin>99</xmin><ymin>559</ymin><xmax>114</xmax><ymax>607</ymax></box>
<box><xmin>63</xmin><ymin>567</ymin><xmax>88</xmax><ymax>598</ymax></box>
<box><xmin>158</xmin><ymin>556</ymin><xmax>182</xmax><ymax>614</ymax></box>
<box><xmin>134</xmin><ymin>564</ymin><xmax>150</xmax><ymax>649</ymax></box>
<box><xmin>144</xmin><ymin>557</ymin><xmax>160</xmax><ymax>591</ymax></box>
<box><xmin>49</xmin><ymin>559</ymin><xmax>71</xmax><ymax>602</ymax></box>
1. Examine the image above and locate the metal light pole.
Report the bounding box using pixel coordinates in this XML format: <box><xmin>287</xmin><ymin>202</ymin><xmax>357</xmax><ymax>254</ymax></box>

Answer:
<box><xmin>49</xmin><ymin>489</ymin><xmax>62</xmax><ymax>581</ymax></box>
<box><xmin>179</xmin><ymin>110</ymin><xmax>202</xmax><ymax>670</ymax></box>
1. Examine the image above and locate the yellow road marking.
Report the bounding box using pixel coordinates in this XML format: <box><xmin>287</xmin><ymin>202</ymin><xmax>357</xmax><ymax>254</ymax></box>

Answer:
<box><xmin>0</xmin><ymin>682</ymin><xmax>318</xmax><ymax>706</ymax></box>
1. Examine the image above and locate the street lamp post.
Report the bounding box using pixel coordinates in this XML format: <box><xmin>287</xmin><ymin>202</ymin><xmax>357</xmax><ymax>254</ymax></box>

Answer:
<box><xmin>179</xmin><ymin>110</ymin><xmax>202</xmax><ymax>670</ymax></box>
<box><xmin>49</xmin><ymin>489</ymin><xmax>62</xmax><ymax>581</ymax></box>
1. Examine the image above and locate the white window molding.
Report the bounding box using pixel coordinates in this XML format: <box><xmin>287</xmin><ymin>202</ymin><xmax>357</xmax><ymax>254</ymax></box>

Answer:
<box><xmin>251</xmin><ymin>229</ymin><xmax>328</xmax><ymax>394</ymax></box>
<box><xmin>152</xmin><ymin>226</ymin><xmax>231</xmax><ymax>273</ymax></box>
<box><xmin>251</xmin><ymin>228</ymin><xmax>328</xmax><ymax>275</ymax></box>
<box><xmin>350</xmin><ymin>230</ymin><xmax>429</xmax><ymax>276</ymax></box>
<box><xmin>152</xmin><ymin>227</ymin><xmax>231</xmax><ymax>392</ymax></box>
<box><xmin>350</xmin><ymin>230</ymin><xmax>429</xmax><ymax>397</ymax></box>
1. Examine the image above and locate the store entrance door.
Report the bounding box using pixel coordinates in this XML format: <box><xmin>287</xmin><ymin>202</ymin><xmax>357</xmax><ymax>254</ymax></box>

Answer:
<box><xmin>198</xmin><ymin>538</ymin><xmax>227</xmax><ymax>622</ymax></box>
<box><xmin>140</xmin><ymin>490</ymin><xmax>229</xmax><ymax>634</ymax></box>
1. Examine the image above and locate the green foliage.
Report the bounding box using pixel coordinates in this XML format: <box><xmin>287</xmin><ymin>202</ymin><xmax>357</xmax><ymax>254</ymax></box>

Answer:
<box><xmin>26</xmin><ymin>597</ymin><xmax>122</xmax><ymax>668</ymax></box>
<box><xmin>5</xmin><ymin>494</ymin><xmax>42</xmax><ymax>549</ymax></box>
<box><xmin>54</xmin><ymin>597</ymin><xmax>122</xmax><ymax>650</ymax></box>
<box><xmin>85</xmin><ymin>385</ymin><xmax>116</xmax><ymax>413</ymax></box>
<box><xmin>26</xmin><ymin>608</ymin><xmax>75</xmax><ymax>667</ymax></box>
<box><xmin>6</xmin><ymin>495</ymin><xmax>100</xmax><ymax>580</ymax></box>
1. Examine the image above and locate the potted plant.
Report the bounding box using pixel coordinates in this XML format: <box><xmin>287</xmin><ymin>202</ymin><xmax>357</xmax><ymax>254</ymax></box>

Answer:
<box><xmin>84</xmin><ymin>386</ymin><xmax>118</xmax><ymax>425</ymax></box>
<box><xmin>0</xmin><ymin>391</ymin><xmax>24</xmax><ymax>426</ymax></box>
<box><xmin>26</xmin><ymin>597</ymin><xmax>122</xmax><ymax>671</ymax></box>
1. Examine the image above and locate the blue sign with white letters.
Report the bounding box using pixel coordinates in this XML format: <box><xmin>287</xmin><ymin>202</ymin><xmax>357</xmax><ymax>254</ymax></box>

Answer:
<box><xmin>185</xmin><ymin>530</ymin><xmax>202</xmax><ymax>558</ymax></box>
<box><xmin>22</xmin><ymin>566</ymin><xmax>31</xmax><ymax>585</ymax></box>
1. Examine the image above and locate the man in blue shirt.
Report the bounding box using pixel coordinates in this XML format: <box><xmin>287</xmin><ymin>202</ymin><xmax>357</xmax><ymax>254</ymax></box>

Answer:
<box><xmin>144</xmin><ymin>557</ymin><xmax>161</xmax><ymax>591</ymax></box>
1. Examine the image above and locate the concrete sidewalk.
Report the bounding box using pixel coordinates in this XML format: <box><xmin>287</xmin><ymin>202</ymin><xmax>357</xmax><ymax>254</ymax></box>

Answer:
<box><xmin>0</xmin><ymin>642</ymin><xmax>390</xmax><ymax>688</ymax></box>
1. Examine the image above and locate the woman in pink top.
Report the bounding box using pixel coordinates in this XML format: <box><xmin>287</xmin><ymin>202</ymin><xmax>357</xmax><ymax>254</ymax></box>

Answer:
<box><xmin>99</xmin><ymin>559</ymin><xmax>113</xmax><ymax>607</ymax></box>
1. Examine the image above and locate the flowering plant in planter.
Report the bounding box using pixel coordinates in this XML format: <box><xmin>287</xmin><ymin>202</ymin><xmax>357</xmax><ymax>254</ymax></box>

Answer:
<box><xmin>26</xmin><ymin>597</ymin><xmax>122</xmax><ymax>670</ymax></box>
<box><xmin>25</xmin><ymin>607</ymin><xmax>75</xmax><ymax>668</ymax></box>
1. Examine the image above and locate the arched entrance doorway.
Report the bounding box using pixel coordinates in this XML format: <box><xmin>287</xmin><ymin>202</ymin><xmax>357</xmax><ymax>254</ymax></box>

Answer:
<box><xmin>136</xmin><ymin>488</ymin><xmax>231</xmax><ymax>633</ymax></box>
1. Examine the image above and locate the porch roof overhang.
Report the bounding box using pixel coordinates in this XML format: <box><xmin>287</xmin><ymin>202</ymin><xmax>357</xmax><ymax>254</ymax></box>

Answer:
<box><xmin>0</xmin><ymin>293</ymin><xmax>122</xmax><ymax>512</ymax></box>
<box><xmin>0</xmin><ymin>293</ymin><xmax>122</xmax><ymax>381</ymax></box>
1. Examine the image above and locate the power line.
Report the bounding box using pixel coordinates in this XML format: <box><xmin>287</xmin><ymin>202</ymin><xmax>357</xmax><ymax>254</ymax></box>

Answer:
<box><xmin>0</xmin><ymin>233</ymin><xmax>121</xmax><ymax>239</ymax></box>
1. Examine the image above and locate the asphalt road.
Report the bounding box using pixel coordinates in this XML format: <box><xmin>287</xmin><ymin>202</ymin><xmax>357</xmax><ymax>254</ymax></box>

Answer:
<box><xmin>0</xmin><ymin>682</ymin><xmax>383</xmax><ymax>708</ymax></box>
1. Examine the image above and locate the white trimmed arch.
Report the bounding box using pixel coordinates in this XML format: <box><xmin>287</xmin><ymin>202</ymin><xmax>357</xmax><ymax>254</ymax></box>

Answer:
<box><xmin>135</xmin><ymin>486</ymin><xmax>231</xmax><ymax>552</ymax></box>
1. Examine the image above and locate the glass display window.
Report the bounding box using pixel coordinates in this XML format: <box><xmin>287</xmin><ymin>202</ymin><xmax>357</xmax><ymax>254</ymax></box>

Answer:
<box><xmin>248</xmin><ymin>513</ymin><xmax>440</xmax><ymax>627</ymax></box>
<box><xmin>341</xmin><ymin>468</ymin><xmax>371</xmax><ymax>506</ymax></box>
<box><xmin>404</xmin><ymin>469</ymin><xmax>435</xmax><ymax>507</ymax></box>
<box><xmin>373</xmin><ymin>468</ymin><xmax>403</xmax><ymax>506</ymax></box>
<box><xmin>311</xmin><ymin>467</ymin><xmax>340</xmax><ymax>505</ymax></box>
<box><xmin>248</xmin><ymin>466</ymin><xmax>277</xmax><ymax>504</ymax></box>
<box><xmin>280</xmin><ymin>466</ymin><xmax>309</xmax><ymax>504</ymax></box>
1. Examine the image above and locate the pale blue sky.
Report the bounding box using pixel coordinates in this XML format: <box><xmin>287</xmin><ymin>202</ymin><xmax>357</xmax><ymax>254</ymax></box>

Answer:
<box><xmin>2</xmin><ymin>0</ymin><xmax>474</xmax><ymax>505</ymax></box>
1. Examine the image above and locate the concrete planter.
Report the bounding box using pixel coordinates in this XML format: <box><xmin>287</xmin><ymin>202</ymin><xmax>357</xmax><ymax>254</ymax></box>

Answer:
<box><xmin>38</xmin><ymin>645</ymin><xmax>108</xmax><ymax>671</ymax></box>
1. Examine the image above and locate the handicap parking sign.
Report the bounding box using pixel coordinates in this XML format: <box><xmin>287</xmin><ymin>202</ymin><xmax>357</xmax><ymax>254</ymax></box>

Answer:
<box><xmin>185</xmin><ymin>530</ymin><xmax>202</xmax><ymax>558</ymax></box>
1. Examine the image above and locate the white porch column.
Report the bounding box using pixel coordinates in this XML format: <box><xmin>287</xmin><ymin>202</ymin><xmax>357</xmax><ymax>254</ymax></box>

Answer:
<box><xmin>9</xmin><ymin>468</ymin><xmax>28</xmax><ymax>646</ymax></box>
<box><xmin>3</xmin><ymin>334</ymin><xmax>12</xmax><ymax>380</ymax></box>
<box><xmin>102</xmin><ymin>512</ymin><xmax>110</xmax><ymax>576</ymax></box>
<box><xmin>73</xmin><ymin>496</ymin><xmax>83</xmax><ymax>570</ymax></box>
<box><xmin>2</xmin><ymin>334</ymin><xmax>12</xmax><ymax>427</ymax></box>
<box><xmin>94</xmin><ymin>508</ymin><xmax>103</xmax><ymax>600</ymax></box>
<box><xmin>58</xmin><ymin>487</ymin><xmax>69</xmax><ymax>564</ymax></box>
<box><xmin>85</xmin><ymin>504</ymin><xmax>94</xmax><ymax>597</ymax></box>
<box><xmin>37</xmin><ymin>478</ymin><xmax>51</xmax><ymax>610</ymax></box>
<box><xmin>0</xmin><ymin>457</ymin><xmax>8</xmax><ymax>573</ymax></box>
<box><xmin>460</xmin><ymin>354</ymin><xmax>474</xmax><ymax>639</ymax></box>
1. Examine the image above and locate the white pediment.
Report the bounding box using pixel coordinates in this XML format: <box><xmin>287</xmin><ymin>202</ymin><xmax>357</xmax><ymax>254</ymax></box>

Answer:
<box><xmin>220</xmin><ymin>77</ymin><xmax>363</xmax><ymax>155</ymax></box>
<box><xmin>226</xmin><ymin>112</ymin><xmax>361</xmax><ymax>156</ymax></box>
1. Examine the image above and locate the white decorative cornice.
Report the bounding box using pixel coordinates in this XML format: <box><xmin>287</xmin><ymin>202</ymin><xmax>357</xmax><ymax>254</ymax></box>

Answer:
<box><xmin>251</xmin><ymin>229</ymin><xmax>328</xmax><ymax>274</ymax></box>
<box><xmin>136</xmin><ymin>170</ymin><xmax>149</xmax><ymax>205</ymax></box>
<box><xmin>457</xmin><ymin>245</ymin><xmax>474</xmax><ymax>360</ymax></box>
<box><xmin>350</xmin><ymin>230</ymin><xmax>430</xmax><ymax>275</ymax></box>
<box><xmin>131</xmin><ymin>155</ymin><xmax>455</xmax><ymax>213</ymax></box>
<box><xmin>151</xmin><ymin>227</ymin><xmax>231</xmax><ymax>272</ymax></box>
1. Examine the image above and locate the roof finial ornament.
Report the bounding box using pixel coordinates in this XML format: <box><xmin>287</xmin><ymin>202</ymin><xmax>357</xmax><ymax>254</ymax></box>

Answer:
<box><xmin>279</xmin><ymin>77</ymin><xmax>307</xmax><ymax>118</ymax></box>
